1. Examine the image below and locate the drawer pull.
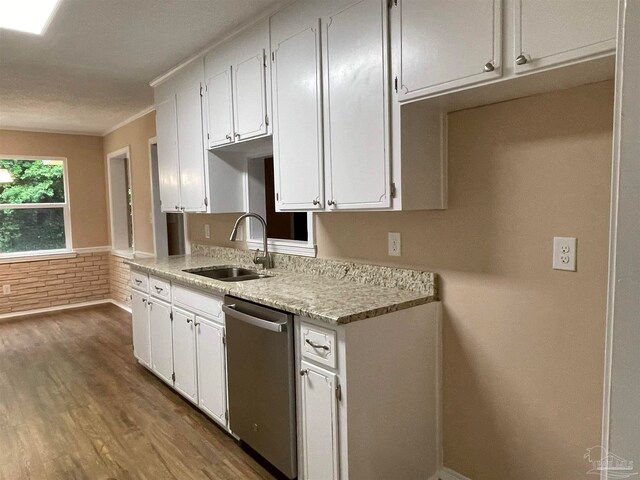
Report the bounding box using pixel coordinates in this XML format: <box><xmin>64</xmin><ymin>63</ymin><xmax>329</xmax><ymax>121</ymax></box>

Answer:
<box><xmin>305</xmin><ymin>339</ymin><xmax>329</xmax><ymax>351</ymax></box>
<box><xmin>300</xmin><ymin>369</ymin><xmax>309</xmax><ymax>376</ymax></box>
<box><xmin>154</xmin><ymin>286</ymin><xmax>163</xmax><ymax>293</ymax></box>
<box><xmin>134</xmin><ymin>279</ymin><xmax>142</xmax><ymax>285</ymax></box>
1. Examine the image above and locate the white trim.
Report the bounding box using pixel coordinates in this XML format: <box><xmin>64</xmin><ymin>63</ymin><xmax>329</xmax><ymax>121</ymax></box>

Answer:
<box><xmin>110</xmin><ymin>299</ymin><xmax>132</xmax><ymax>313</ymax></box>
<box><xmin>73</xmin><ymin>246</ymin><xmax>111</xmax><ymax>253</ymax></box>
<box><xmin>102</xmin><ymin>105</ymin><xmax>155</xmax><ymax>136</ymax></box>
<box><xmin>438</xmin><ymin>467</ymin><xmax>473</xmax><ymax>480</ymax></box>
<box><xmin>0</xmin><ymin>126</ymin><xmax>102</xmax><ymax>136</ymax></box>
<box><xmin>106</xmin><ymin>147</ymin><xmax>135</xmax><ymax>252</ymax></box>
<box><xmin>0</xmin><ymin>299</ymin><xmax>112</xmax><ymax>322</ymax></box>
<box><xmin>110</xmin><ymin>249</ymin><xmax>134</xmax><ymax>259</ymax></box>
<box><xmin>134</xmin><ymin>251</ymin><xmax>155</xmax><ymax>258</ymax></box>
<box><xmin>0</xmin><ymin>155</ymin><xmax>73</xmax><ymax>256</ymax></box>
<box><xmin>0</xmin><ymin>250</ymin><xmax>74</xmax><ymax>264</ymax></box>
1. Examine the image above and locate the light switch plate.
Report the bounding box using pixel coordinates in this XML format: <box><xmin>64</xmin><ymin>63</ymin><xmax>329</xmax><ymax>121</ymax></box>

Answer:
<box><xmin>553</xmin><ymin>237</ymin><xmax>577</xmax><ymax>271</ymax></box>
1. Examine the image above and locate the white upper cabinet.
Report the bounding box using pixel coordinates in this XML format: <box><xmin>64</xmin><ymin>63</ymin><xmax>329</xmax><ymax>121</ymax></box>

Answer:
<box><xmin>154</xmin><ymin>59</ymin><xmax>207</xmax><ymax>213</ymax></box>
<box><xmin>396</xmin><ymin>0</ymin><xmax>502</xmax><ymax>101</ymax></box>
<box><xmin>155</xmin><ymin>97</ymin><xmax>181</xmax><ymax>212</ymax></box>
<box><xmin>176</xmin><ymin>82</ymin><xmax>207</xmax><ymax>212</ymax></box>
<box><xmin>205</xmin><ymin>68</ymin><xmax>234</xmax><ymax>148</ymax></box>
<box><xmin>271</xmin><ymin>4</ymin><xmax>325</xmax><ymax>211</ymax></box>
<box><xmin>204</xmin><ymin>19</ymin><xmax>270</xmax><ymax>148</ymax></box>
<box><xmin>172</xmin><ymin>307</ymin><xmax>198</xmax><ymax>404</ymax></box>
<box><xmin>514</xmin><ymin>0</ymin><xmax>617</xmax><ymax>73</ymax></box>
<box><xmin>323</xmin><ymin>0</ymin><xmax>390</xmax><ymax>210</ymax></box>
<box><xmin>233</xmin><ymin>50</ymin><xmax>267</xmax><ymax>140</ymax></box>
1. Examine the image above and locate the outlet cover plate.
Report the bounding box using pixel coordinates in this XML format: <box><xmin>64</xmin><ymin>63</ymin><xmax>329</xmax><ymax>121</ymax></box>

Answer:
<box><xmin>388</xmin><ymin>232</ymin><xmax>401</xmax><ymax>257</ymax></box>
<box><xmin>553</xmin><ymin>237</ymin><xmax>577</xmax><ymax>271</ymax></box>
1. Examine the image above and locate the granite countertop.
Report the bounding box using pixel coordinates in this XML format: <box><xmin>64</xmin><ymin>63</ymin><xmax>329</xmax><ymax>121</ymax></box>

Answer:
<box><xmin>125</xmin><ymin>253</ymin><xmax>437</xmax><ymax>325</ymax></box>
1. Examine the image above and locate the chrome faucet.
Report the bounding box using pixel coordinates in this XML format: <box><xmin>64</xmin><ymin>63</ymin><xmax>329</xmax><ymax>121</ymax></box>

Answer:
<box><xmin>230</xmin><ymin>212</ymin><xmax>273</xmax><ymax>269</ymax></box>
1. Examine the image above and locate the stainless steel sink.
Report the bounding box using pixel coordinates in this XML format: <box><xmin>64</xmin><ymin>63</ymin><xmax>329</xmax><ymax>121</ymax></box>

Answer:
<box><xmin>183</xmin><ymin>266</ymin><xmax>271</xmax><ymax>282</ymax></box>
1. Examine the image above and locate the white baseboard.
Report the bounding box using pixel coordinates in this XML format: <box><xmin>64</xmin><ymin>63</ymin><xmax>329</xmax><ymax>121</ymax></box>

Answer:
<box><xmin>110</xmin><ymin>299</ymin><xmax>132</xmax><ymax>313</ymax></box>
<box><xmin>0</xmin><ymin>298</ymin><xmax>132</xmax><ymax>321</ymax></box>
<box><xmin>438</xmin><ymin>467</ymin><xmax>473</xmax><ymax>480</ymax></box>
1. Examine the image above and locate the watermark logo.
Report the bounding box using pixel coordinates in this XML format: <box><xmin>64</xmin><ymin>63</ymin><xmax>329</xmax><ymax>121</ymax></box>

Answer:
<box><xmin>585</xmin><ymin>446</ymin><xmax>638</xmax><ymax>479</ymax></box>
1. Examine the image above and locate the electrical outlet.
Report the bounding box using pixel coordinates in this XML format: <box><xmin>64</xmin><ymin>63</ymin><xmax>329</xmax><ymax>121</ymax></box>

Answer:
<box><xmin>204</xmin><ymin>224</ymin><xmax>211</xmax><ymax>239</ymax></box>
<box><xmin>553</xmin><ymin>237</ymin><xmax>577</xmax><ymax>271</ymax></box>
<box><xmin>2</xmin><ymin>285</ymin><xmax>10</xmax><ymax>295</ymax></box>
<box><xmin>388</xmin><ymin>232</ymin><xmax>401</xmax><ymax>257</ymax></box>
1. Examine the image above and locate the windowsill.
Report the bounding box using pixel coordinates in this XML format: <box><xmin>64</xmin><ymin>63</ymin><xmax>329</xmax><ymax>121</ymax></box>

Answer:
<box><xmin>0</xmin><ymin>249</ymin><xmax>74</xmax><ymax>264</ymax></box>
<box><xmin>246</xmin><ymin>239</ymin><xmax>317</xmax><ymax>257</ymax></box>
<box><xmin>111</xmin><ymin>249</ymin><xmax>135</xmax><ymax>259</ymax></box>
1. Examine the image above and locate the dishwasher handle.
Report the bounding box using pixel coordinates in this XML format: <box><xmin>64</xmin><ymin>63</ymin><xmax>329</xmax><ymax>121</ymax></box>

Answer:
<box><xmin>223</xmin><ymin>304</ymin><xmax>287</xmax><ymax>333</ymax></box>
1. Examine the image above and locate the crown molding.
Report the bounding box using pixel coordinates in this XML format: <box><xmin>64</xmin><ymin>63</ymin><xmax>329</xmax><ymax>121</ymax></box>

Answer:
<box><xmin>102</xmin><ymin>105</ymin><xmax>155</xmax><ymax>136</ymax></box>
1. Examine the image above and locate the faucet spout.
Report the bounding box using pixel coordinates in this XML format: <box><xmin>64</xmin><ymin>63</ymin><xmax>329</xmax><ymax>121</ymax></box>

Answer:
<box><xmin>229</xmin><ymin>213</ymin><xmax>272</xmax><ymax>269</ymax></box>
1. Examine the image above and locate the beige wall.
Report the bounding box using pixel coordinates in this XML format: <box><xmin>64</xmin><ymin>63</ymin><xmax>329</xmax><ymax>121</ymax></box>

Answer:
<box><xmin>103</xmin><ymin>111</ymin><xmax>156</xmax><ymax>254</ymax></box>
<box><xmin>190</xmin><ymin>81</ymin><xmax>614</xmax><ymax>479</ymax></box>
<box><xmin>0</xmin><ymin>130</ymin><xmax>109</xmax><ymax>248</ymax></box>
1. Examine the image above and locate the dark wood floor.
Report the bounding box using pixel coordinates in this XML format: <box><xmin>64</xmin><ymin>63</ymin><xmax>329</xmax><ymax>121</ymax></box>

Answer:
<box><xmin>0</xmin><ymin>304</ymin><xmax>276</xmax><ymax>480</ymax></box>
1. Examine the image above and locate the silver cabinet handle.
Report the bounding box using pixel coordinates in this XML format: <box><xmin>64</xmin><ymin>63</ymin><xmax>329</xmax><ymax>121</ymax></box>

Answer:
<box><xmin>327</xmin><ymin>200</ymin><xmax>336</xmax><ymax>206</ymax></box>
<box><xmin>194</xmin><ymin>321</ymin><xmax>200</xmax><ymax>327</ymax></box>
<box><xmin>226</xmin><ymin>134</ymin><xmax>232</xmax><ymax>140</ymax></box>
<box><xmin>187</xmin><ymin>318</ymin><xmax>192</xmax><ymax>324</ymax></box>
<box><xmin>142</xmin><ymin>298</ymin><xmax>147</xmax><ymax>305</ymax></box>
<box><xmin>483</xmin><ymin>61</ymin><xmax>495</xmax><ymax>72</ymax></box>
<box><xmin>312</xmin><ymin>199</ymin><xmax>320</xmax><ymax>206</ymax></box>
<box><xmin>300</xmin><ymin>369</ymin><xmax>309</xmax><ymax>376</ymax></box>
<box><xmin>235</xmin><ymin>133</ymin><xmax>240</xmax><ymax>138</ymax></box>
<box><xmin>154</xmin><ymin>286</ymin><xmax>163</xmax><ymax>292</ymax></box>
<box><xmin>222</xmin><ymin>304</ymin><xmax>288</xmax><ymax>333</ymax></box>
<box><xmin>515</xmin><ymin>54</ymin><xmax>528</xmax><ymax>65</ymax></box>
<box><xmin>305</xmin><ymin>338</ymin><xmax>329</xmax><ymax>351</ymax></box>
<box><xmin>134</xmin><ymin>279</ymin><xmax>142</xmax><ymax>285</ymax></box>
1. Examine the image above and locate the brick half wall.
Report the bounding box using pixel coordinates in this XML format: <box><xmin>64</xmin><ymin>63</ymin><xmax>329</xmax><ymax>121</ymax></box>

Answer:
<box><xmin>109</xmin><ymin>254</ymin><xmax>131</xmax><ymax>307</ymax></box>
<box><xmin>0</xmin><ymin>252</ymin><xmax>110</xmax><ymax>316</ymax></box>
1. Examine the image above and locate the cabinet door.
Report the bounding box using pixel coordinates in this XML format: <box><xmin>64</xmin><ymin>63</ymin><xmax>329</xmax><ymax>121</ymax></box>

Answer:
<box><xmin>149</xmin><ymin>299</ymin><xmax>174</xmax><ymax>385</ymax></box>
<box><xmin>155</xmin><ymin>97</ymin><xmax>181</xmax><ymax>212</ymax></box>
<box><xmin>396</xmin><ymin>0</ymin><xmax>502</xmax><ymax>101</ymax></box>
<box><xmin>233</xmin><ymin>51</ymin><xmax>267</xmax><ymax>141</ymax></box>
<box><xmin>131</xmin><ymin>290</ymin><xmax>151</xmax><ymax>368</ymax></box>
<box><xmin>176</xmin><ymin>83</ymin><xmax>207</xmax><ymax>212</ymax></box>
<box><xmin>196</xmin><ymin>318</ymin><xmax>227</xmax><ymax>426</ymax></box>
<box><xmin>271</xmin><ymin>23</ymin><xmax>325</xmax><ymax>211</ymax></box>
<box><xmin>205</xmin><ymin>69</ymin><xmax>234</xmax><ymax>148</ymax></box>
<box><xmin>300</xmin><ymin>361</ymin><xmax>339</xmax><ymax>480</ymax></box>
<box><xmin>514</xmin><ymin>0</ymin><xmax>617</xmax><ymax>74</ymax></box>
<box><xmin>323</xmin><ymin>0</ymin><xmax>390</xmax><ymax>210</ymax></box>
<box><xmin>172</xmin><ymin>308</ymin><xmax>198</xmax><ymax>403</ymax></box>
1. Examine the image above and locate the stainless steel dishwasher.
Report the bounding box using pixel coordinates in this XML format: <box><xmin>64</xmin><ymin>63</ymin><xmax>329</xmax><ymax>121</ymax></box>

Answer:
<box><xmin>222</xmin><ymin>296</ymin><xmax>297</xmax><ymax>479</ymax></box>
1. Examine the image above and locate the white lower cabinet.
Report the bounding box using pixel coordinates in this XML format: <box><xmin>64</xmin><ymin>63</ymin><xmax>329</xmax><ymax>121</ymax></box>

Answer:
<box><xmin>300</xmin><ymin>361</ymin><xmax>339</xmax><ymax>480</ymax></box>
<box><xmin>172</xmin><ymin>307</ymin><xmax>198</xmax><ymax>403</ymax></box>
<box><xmin>131</xmin><ymin>289</ymin><xmax>151</xmax><ymax>368</ymax></box>
<box><xmin>196</xmin><ymin>317</ymin><xmax>228</xmax><ymax>426</ymax></box>
<box><xmin>149</xmin><ymin>298</ymin><xmax>174</xmax><ymax>385</ymax></box>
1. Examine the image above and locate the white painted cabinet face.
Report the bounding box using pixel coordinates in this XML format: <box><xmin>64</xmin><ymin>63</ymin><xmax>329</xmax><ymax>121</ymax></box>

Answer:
<box><xmin>271</xmin><ymin>23</ymin><xmax>325</xmax><ymax>211</ymax></box>
<box><xmin>233</xmin><ymin>51</ymin><xmax>267</xmax><ymax>141</ymax></box>
<box><xmin>196</xmin><ymin>318</ymin><xmax>227</xmax><ymax>426</ymax></box>
<box><xmin>131</xmin><ymin>289</ymin><xmax>151</xmax><ymax>368</ymax></box>
<box><xmin>172</xmin><ymin>308</ymin><xmax>198</xmax><ymax>403</ymax></box>
<box><xmin>300</xmin><ymin>361</ymin><xmax>339</xmax><ymax>480</ymax></box>
<box><xmin>176</xmin><ymin>84</ymin><xmax>207</xmax><ymax>212</ymax></box>
<box><xmin>514</xmin><ymin>0</ymin><xmax>617</xmax><ymax>73</ymax></box>
<box><xmin>323</xmin><ymin>0</ymin><xmax>390</xmax><ymax>210</ymax></box>
<box><xmin>149</xmin><ymin>299</ymin><xmax>174</xmax><ymax>385</ymax></box>
<box><xmin>397</xmin><ymin>0</ymin><xmax>502</xmax><ymax>100</ymax></box>
<box><xmin>206</xmin><ymin>69</ymin><xmax>234</xmax><ymax>148</ymax></box>
<box><xmin>155</xmin><ymin>97</ymin><xmax>181</xmax><ymax>212</ymax></box>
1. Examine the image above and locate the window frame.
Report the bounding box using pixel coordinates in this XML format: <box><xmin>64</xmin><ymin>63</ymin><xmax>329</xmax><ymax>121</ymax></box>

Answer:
<box><xmin>245</xmin><ymin>154</ymin><xmax>316</xmax><ymax>257</ymax></box>
<box><xmin>0</xmin><ymin>154</ymin><xmax>73</xmax><ymax>259</ymax></box>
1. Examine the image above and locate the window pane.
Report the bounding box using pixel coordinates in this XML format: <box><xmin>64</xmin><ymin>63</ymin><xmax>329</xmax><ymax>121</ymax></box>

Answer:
<box><xmin>0</xmin><ymin>208</ymin><xmax>66</xmax><ymax>253</ymax></box>
<box><xmin>0</xmin><ymin>159</ymin><xmax>65</xmax><ymax>204</ymax></box>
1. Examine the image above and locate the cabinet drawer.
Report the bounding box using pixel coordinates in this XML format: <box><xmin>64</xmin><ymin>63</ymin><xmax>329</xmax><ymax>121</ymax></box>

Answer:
<box><xmin>173</xmin><ymin>285</ymin><xmax>223</xmax><ymax>321</ymax></box>
<box><xmin>300</xmin><ymin>323</ymin><xmax>337</xmax><ymax>369</ymax></box>
<box><xmin>131</xmin><ymin>270</ymin><xmax>149</xmax><ymax>292</ymax></box>
<box><xmin>149</xmin><ymin>275</ymin><xmax>171</xmax><ymax>300</ymax></box>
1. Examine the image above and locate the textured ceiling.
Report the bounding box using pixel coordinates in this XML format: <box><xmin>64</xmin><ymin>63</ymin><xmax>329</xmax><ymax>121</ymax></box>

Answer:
<box><xmin>0</xmin><ymin>0</ymin><xmax>285</xmax><ymax>135</ymax></box>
